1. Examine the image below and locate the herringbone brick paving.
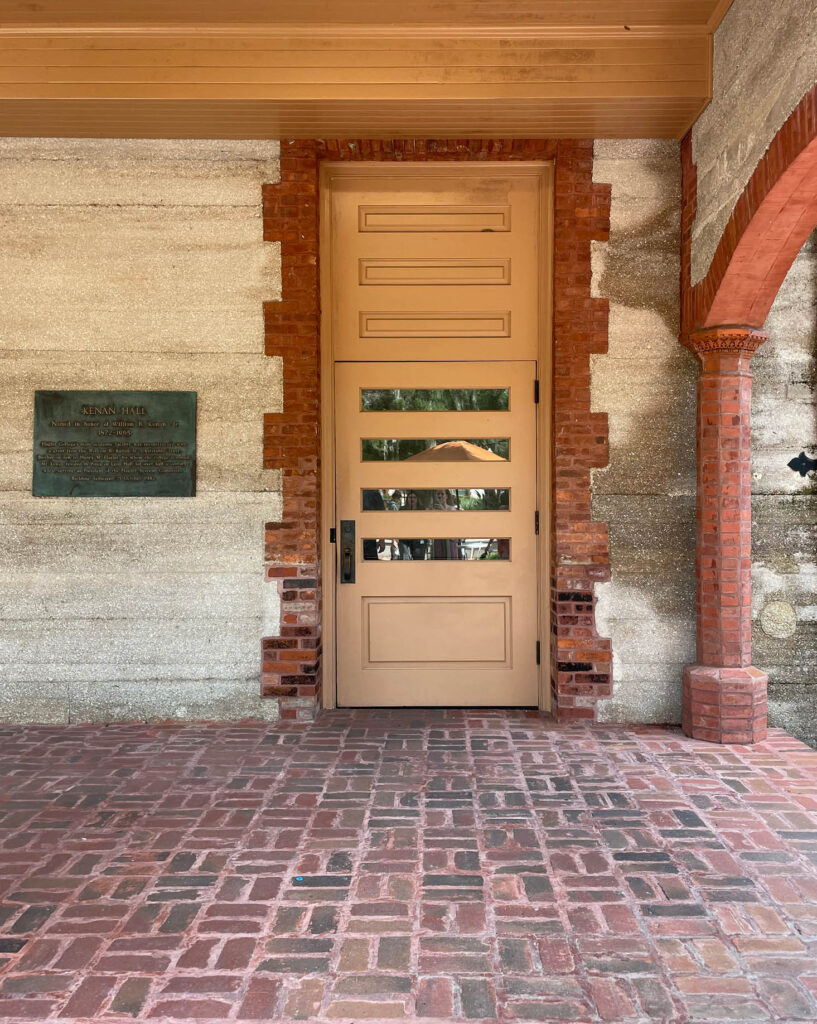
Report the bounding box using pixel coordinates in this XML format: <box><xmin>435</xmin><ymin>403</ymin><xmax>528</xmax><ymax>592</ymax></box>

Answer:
<box><xmin>0</xmin><ymin>712</ymin><xmax>815</xmax><ymax>1022</ymax></box>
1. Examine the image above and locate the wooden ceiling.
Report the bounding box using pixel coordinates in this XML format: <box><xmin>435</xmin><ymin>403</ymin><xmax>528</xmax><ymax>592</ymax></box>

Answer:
<box><xmin>0</xmin><ymin>0</ymin><xmax>734</xmax><ymax>140</ymax></box>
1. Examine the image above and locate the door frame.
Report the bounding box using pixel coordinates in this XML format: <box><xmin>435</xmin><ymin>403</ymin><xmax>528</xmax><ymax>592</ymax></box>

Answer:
<box><xmin>318</xmin><ymin>160</ymin><xmax>554</xmax><ymax>710</ymax></box>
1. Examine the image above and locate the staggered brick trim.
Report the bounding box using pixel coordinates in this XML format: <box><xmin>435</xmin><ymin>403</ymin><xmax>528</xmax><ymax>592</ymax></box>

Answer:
<box><xmin>681</xmin><ymin>327</ymin><xmax>768</xmax><ymax>744</ymax></box>
<box><xmin>261</xmin><ymin>143</ymin><xmax>321</xmax><ymax>721</ymax></box>
<box><xmin>682</xmin><ymin>83</ymin><xmax>817</xmax><ymax>336</ymax></box>
<box><xmin>261</xmin><ymin>139</ymin><xmax>612</xmax><ymax>720</ymax></box>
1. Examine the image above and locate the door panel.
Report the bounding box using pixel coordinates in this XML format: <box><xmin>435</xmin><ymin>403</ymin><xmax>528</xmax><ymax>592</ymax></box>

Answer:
<box><xmin>336</xmin><ymin>360</ymin><xmax>537</xmax><ymax>707</ymax></box>
<box><xmin>330</xmin><ymin>167</ymin><xmax>541</xmax><ymax>362</ymax></box>
<box><xmin>364</xmin><ymin>597</ymin><xmax>511</xmax><ymax>665</ymax></box>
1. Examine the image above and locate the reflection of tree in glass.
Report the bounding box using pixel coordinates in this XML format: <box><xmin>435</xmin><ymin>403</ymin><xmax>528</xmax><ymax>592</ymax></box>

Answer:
<box><xmin>361</xmin><ymin>438</ymin><xmax>509</xmax><ymax>461</ymax></box>
<box><xmin>361</xmin><ymin>389</ymin><xmax>509</xmax><ymax>413</ymax></box>
<box><xmin>363</xmin><ymin>488</ymin><xmax>510</xmax><ymax>511</ymax></box>
<box><xmin>459</xmin><ymin>488</ymin><xmax>509</xmax><ymax>511</ymax></box>
<box><xmin>363</xmin><ymin>537</ymin><xmax>510</xmax><ymax>561</ymax></box>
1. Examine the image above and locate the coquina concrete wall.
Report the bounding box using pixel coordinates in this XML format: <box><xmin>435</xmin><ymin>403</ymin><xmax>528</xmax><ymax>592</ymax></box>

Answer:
<box><xmin>2</xmin><ymin>129</ymin><xmax>810</xmax><ymax>736</ymax></box>
<box><xmin>591</xmin><ymin>139</ymin><xmax>695</xmax><ymax>724</ymax></box>
<box><xmin>0</xmin><ymin>139</ymin><xmax>282</xmax><ymax>722</ymax></box>
<box><xmin>753</xmin><ymin>232</ymin><xmax>817</xmax><ymax>748</ymax></box>
<box><xmin>690</xmin><ymin>0</ymin><xmax>817</xmax><ymax>285</ymax></box>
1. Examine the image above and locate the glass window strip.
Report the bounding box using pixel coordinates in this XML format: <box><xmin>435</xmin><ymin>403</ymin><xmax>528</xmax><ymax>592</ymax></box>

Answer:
<box><xmin>362</xmin><ymin>538</ymin><xmax>510</xmax><ymax>561</ymax></box>
<box><xmin>362</xmin><ymin>488</ymin><xmax>510</xmax><ymax>511</ymax></box>
<box><xmin>360</xmin><ymin>388</ymin><xmax>509</xmax><ymax>412</ymax></box>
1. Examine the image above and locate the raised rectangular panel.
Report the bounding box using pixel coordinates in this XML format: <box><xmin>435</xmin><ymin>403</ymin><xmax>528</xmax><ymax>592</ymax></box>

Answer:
<box><xmin>360</xmin><ymin>311</ymin><xmax>510</xmax><ymax>338</ymax></box>
<box><xmin>359</xmin><ymin>258</ymin><xmax>511</xmax><ymax>285</ymax></box>
<box><xmin>358</xmin><ymin>205</ymin><xmax>511</xmax><ymax>232</ymax></box>
<box><xmin>364</xmin><ymin>596</ymin><xmax>510</xmax><ymax>667</ymax></box>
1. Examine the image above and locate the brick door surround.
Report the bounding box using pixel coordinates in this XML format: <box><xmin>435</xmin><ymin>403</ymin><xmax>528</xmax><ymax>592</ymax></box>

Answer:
<box><xmin>681</xmin><ymin>326</ymin><xmax>768</xmax><ymax>744</ymax></box>
<box><xmin>261</xmin><ymin>139</ymin><xmax>612</xmax><ymax>722</ymax></box>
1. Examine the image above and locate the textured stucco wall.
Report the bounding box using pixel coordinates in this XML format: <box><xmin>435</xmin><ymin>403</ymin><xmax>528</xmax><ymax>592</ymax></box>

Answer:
<box><xmin>0</xmin><ymin>139</ymin><xmax>282</xmax><ymax>722</ymax></box>
<box><xmin>591</xmin><ymin>139</ymin><xmax>696</xmax><ymax>724</ymax></box>
<box><xmin>753</xmin><ymin>231</ymin><xmax>817</xmax><ymax>748</ymax></box>
<box><xmin>690</xmin><ymin>0</ymin><xmax>817</xmax><ymax>285</ymax></box>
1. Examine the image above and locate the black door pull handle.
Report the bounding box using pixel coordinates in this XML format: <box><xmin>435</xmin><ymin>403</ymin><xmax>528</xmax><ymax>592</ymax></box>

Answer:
<box><xmin>340</xmin><ymin>520</ymin><xmax>356</xmax><ymax>583</ymax></box>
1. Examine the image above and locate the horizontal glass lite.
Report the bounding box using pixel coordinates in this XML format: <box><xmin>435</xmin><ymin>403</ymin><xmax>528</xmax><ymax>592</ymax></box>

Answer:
<box><xmin>361</xmin><ymin>388</ymin><xmax>509</xmax><ymax>412</ymax></box>
<box><xmin>362</xmin><ymin>538</ymin><xmax>510</xmax><ymax>561</ymax></box>
<box><xmin>361</xmin><ymin>438</ymin><xmax>509</xmax><ymax>462</ymax></box>
<box><xmin>362</xmin><ymin>488</ymin><xmax>509</xmax><ymax>511</ymax></box>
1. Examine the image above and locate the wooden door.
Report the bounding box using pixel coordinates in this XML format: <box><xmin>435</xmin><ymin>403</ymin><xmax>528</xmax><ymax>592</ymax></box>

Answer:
<box><xmin>335</xmin><ymin>360</ymin><xmax>538</xmax><ymax>706</ymax></box>
<box><xmin>323</xmin><ymin>162</ymin><xmax>549</xmax><ymax>707</ymax></box>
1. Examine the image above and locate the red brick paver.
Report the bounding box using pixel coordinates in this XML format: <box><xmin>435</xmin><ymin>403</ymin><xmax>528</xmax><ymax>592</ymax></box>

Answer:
<box><xmin>0</xmin><ymin>712</ymin><xmax>815</xmax><ymax>1022</ymax></box>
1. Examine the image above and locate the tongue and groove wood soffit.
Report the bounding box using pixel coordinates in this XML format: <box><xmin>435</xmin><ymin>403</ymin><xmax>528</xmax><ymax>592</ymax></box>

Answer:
<box><xmin>0</xmin><ymin>0</ymin><xmax>733</xmax><ymax>139</ymax></box>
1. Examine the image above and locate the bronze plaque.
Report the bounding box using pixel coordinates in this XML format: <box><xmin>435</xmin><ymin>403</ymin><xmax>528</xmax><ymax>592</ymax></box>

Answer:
<box><xmin>33</xmin><ymin>390</ymin><xmax>196</xmax><ymax>497</ymax></box>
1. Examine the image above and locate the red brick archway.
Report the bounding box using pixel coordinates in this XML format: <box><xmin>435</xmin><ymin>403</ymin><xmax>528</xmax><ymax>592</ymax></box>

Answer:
<box><xmin>683</xmin><ymin>83</ymin><xmax>817</xmax><ymax>335</ymax></box>
<box><xmin>680</xmin><ymin>83</ymin><xmax>817</xmax><ymax>743</ymax></box>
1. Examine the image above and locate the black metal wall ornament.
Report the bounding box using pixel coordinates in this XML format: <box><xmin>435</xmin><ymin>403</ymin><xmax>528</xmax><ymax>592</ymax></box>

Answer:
<box><xmin>788</xmin><ymin>451</ymin><xmax>817</xmax><ymax>477</ymax></box>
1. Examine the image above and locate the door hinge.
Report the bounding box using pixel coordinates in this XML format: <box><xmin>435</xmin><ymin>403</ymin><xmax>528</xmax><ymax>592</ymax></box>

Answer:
<box><xmin>534</xmin><ymin>378</ymin><xmax>540</xmax><ymax>404</ymax></box>
<box><xmin>329</xmin><ymin>527</ymin><xmax>337</xmax><ymax>544</ymax></box>
<box><xmin>536</xmin><ymin>640</ymin><xmax>541</xmax><ymax>665</ymax></box>
<box><xmin>534</xmin><ymin>510</ymin><xmax>540</xmax><ymax>535</ymax></box>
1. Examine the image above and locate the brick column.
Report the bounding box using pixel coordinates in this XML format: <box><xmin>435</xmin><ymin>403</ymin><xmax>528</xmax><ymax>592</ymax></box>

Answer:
<box><xmin>682</xmin><ymin>326</ymin><xmax>768</xmax><ymax>744</ymax></box>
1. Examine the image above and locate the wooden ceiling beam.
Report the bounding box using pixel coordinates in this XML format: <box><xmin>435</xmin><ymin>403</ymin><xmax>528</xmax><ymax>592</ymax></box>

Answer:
<box><xmin>0</xmin><ymin>1</ymin><xmax>734</xmax><ymax>139</ymax></box>
<box><xmin>0</xmin><ymin>0</ymin><xmax>734</xmax><ymax>29</ymax></box>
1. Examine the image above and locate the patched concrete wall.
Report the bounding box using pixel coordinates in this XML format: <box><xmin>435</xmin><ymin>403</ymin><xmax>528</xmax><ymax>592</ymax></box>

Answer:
<box><xmin>0</xmin><ymin>139</ymin><xmax>282</xmax><ymax>723</ymax></box>
<box><xmin>591</xmin><ymin>139</ymin><xmax>696</xmax><ymax>724</ymax></box>
<box><xmin>690</xmin><ymin>0</ymin><xmax>817</xmax><ymax>285</ymax></box>
<box><xmin>753</xmin><ymin>231</ymin><xmax>817</xmax><ymax>748</ymax></box>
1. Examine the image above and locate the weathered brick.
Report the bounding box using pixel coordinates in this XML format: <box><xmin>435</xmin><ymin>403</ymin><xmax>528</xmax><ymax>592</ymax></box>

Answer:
<box><xmin>461</xmin><ymin>978</ymin><xmax>497</xmax><ymax>1019</ymax></box>
<box><xmin>110</xmin><ymin>977</ymin><xmax>152</xmax><ymax>1016</ymax></box>
<box><xmin>149</xmin><ymin>998</ymin><xmax>233</xmax><ymax>1018</ymax></box>
<box><xmin>416</xmin><ymin>976</ymin><xmax>455</xmax><ymax>1017</ymax></box>
<box><xmin>325</xmin><ymin>998</ymin><xmax>406</xmax><ymax>1018</ymax></box>
<box><xmin>58</xmin><ymin>975</ymin><xmax>116</xmax><ymax>1017</ymax></box>
<box><xmin>237</xmin><ymin>977</ymin><xmax>282</xmax><ymax>1019</ymax></box>
<box><xmin>377</xmin><ymin>935</ymin><xmax>410</xmax><ymax>970</ymax></box>
<box><xmin>282</xmin><ymin>978</ymin><xmax>324</xmax><ymax>1019</ymax></box>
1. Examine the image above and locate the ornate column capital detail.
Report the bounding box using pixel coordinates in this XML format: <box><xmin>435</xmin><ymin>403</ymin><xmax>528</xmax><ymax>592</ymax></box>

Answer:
<box><xmin>683</xmin><ymin>326</ymin><xmax>768</xmax><ymax>357</ymax></box>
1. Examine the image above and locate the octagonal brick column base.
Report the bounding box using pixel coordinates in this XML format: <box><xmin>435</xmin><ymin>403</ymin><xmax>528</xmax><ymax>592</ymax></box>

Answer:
<box><xmin>683</xmin><ymin>665</ymin><xmax>768</xmax><ymax>744</ymax></box>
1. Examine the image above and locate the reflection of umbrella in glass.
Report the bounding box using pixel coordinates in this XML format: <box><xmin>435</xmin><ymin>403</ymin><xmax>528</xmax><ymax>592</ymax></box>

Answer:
<box><xmin>404</xmin><ymin>440</ymin><xmax>505</xmax><ymax>462</ymax></box>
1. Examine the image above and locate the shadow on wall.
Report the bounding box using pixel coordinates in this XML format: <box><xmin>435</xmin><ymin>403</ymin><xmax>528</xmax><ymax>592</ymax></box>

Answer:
<box><xmin>595</xmin><ymin>204</ymin><xmax>681</xmax><ymax>333</ymax></box>
<box><xmin>590</xmin><ymin>145</ymin><xmax>697</xmax><ymax>726</ymax></box>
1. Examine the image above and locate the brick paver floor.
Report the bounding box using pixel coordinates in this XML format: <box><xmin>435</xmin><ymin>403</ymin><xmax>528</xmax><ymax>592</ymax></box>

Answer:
<box><xmin>0</xmin><ymin>711</ymin><xmax>816</xmax><ymax>1022</ymax></box>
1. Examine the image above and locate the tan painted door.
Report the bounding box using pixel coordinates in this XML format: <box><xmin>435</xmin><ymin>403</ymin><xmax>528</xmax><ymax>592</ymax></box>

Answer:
<box><xmin>325</xmin><ymin>162</ymin><xmax>548</xmax><ymax>707</ymax></box>
<box><xmin>335</xmin><ymin>360</ymin><xmax>538</xmax><ymax>706</ymax></box>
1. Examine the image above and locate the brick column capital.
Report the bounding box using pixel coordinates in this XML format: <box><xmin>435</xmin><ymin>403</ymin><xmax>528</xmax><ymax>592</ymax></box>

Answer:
<box><xmin>683</xmin><ymin>326</ymin><xmax>768</xmax><ymax>370</ymax></box>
